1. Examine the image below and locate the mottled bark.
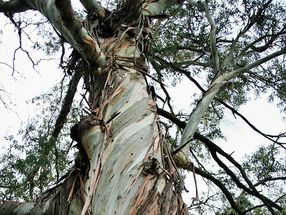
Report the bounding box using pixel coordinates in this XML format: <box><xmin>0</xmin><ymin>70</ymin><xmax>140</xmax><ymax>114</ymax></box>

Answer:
<box><xmin>70</xmin><ymin>30</ymin><xmax>187</xmax><ymax>214</ymax></box>
<box><xmin>0</xmin><ymin>38</ymin><xmax>188</xmax><ymax>215</ymax></box>
<box><xmin>0</xmin><ymin>1</ymin><xmax>188</xmax><ymax>214</ymax></box>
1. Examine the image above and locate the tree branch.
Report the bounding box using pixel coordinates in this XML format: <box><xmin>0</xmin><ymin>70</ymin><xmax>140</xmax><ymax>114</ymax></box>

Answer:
<box><xmin>223</xmin><ymin>0</ymin><xmax>274</xmax><ymax>64</ymax></box>
<box><xmin>209</xmin><ymin>150</ymin><xmax>281</xmax><ymax>213</ymax></box>
<box><xmin>203</xmin><ymin>2</ymin><xmax>219</xmax><ymax>73</ymax></box>
<box><xmin>216</xmin><ymin>99</ymin><xmax>286</xmax><ymax>145</ymax></box>
<box><xmin>227</xmin><ymin>48</ymin><xmax>286</xmax><ymax>79</ymax></box>
<box><xmin>0</xmin><ymin>0</ymin><xmax>106</xmax><ymax>67</ymax></box>
<box><xmin>173</xmin><ymin>157</ymin><xmax>243</xmax><ymax>214</ymax></box>
<box><xmin>54</xmin><ymin>0</ymin><xmax>105</xmax><ymax>66</ymax></box>
<box><xmin>51</xmin><ymin>68</ymin><xmax>83</xmax><ymax>140</ymax></box>
<box><xmin>238</xmin><ymin>27</ymin><xmax>286</xmax><ymax>58</ymax></box>
<box><xmin>117</xmin><ymin>0</ymin><xmax>143</xmax><ymax>24</ymax></box>
<box><xmin>178</xmin><ymin>73</ymin><xmax>225</xmax><ymax>150</ymax></box>
<box><xmin>0</xmin><ymin>0</ymin><xmax>31</xmax><ymax>13</ymax></box>
<box><xmin>150</xmin><ymin>52</ymin><xmax>226</xmax><ymax>153</ymax></box>
<box><xmin>158</xmin><ymin>108</ymin><xmax>284</xmax><ymax>213</ymax></box>
<box><xmin>153</xmin><ymin>55</ymin><xmax>285</xmax><ymax>144</ymax></box>
<box><xmin>143</xmin><ymin>0</ymin><xmax>178</xmax><ymax>16</ymax></box>
<box><xmin>79</xmin><ymin>0</ymin><xmax>105</xmax><ymax>16</ymax></box>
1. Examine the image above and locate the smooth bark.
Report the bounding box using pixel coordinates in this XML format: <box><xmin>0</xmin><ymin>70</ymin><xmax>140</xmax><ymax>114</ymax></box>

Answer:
<box><xmin>0</xmin><ymin>0</ymin><xmax>188</xmax><ymax>214</ymax></box>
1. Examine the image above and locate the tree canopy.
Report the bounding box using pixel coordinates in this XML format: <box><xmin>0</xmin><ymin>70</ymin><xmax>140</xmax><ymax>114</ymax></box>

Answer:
<box><xmin>0</xmin><ymin>0</ymin><xmax>285</xmax><ymax>214</ymax></box>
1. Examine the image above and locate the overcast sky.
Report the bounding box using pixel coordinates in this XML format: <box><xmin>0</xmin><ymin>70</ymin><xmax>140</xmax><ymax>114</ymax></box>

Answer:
<box><xmin>1</xmin><ymin>6</ymin><xmax>285</xmax><ymax>170</ymax></box>
<box><xmin>0</xmin><ymin>8</ymin><xmax>285</xmax><ymax>209</ymax></box>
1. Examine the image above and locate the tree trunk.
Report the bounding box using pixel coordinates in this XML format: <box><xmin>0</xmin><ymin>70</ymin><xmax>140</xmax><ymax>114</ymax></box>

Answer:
<box><xmin>0</xmin><ymin>17</ymin><xmax>188</xmax><ymax>215</ymax></box>
<box><xmin>76</xmin><ymin>37</ymin><xmax>187</xmax><ymax>214</ymax></box>
<box><xmin>0</xmin><ymin>0</ymin><xmax>189</xmax><ymax>214</ymax></box>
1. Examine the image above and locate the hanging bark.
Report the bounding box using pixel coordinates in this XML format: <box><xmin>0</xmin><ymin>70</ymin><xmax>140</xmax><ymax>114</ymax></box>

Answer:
<box><xmin>1</xmin><ymin>1</ymin><xmax>286</xmax><ymax>214</ymax></box>
<box><xmin>66</xmin><ymin>23</ymin><xmax>188</xmax><ymax>213</ymax></box>
<box><xmin>0</xmin><ymin>32</ymin><xmax>188</xmax><ymax>215</ymax></box>
<box><xmin>0</xmin><ymin>1</ymin><xmax>188</xmax><ymax>214</ymax></box>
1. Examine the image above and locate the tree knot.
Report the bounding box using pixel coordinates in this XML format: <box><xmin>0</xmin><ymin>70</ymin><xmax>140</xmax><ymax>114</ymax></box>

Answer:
<box><xmin>142</xmin><ymin>157</ymin><xmax>160</xmax><ymax>176</ymax></box>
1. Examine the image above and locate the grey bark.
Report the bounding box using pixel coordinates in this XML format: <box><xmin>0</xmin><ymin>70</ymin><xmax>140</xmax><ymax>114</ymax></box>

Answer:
<box><xmin>0</xmin><ymin>0</ymin><xmax>188</xmax><ymax>214</ymax></box>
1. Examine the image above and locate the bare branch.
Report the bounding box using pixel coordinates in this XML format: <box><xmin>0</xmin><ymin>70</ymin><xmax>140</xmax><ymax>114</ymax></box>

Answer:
<box><xmin>0</xmin><ymin>0</ymin><xmax>106</xmax><ymax>67</ymax></box>
<box><xmin>179</xmin><ymin>72</ymin><xmax>226</xmax><ymax>151</ymax></box>
<box><xmin>153</xmin><ymin>68</ymin><xmax>175</xmax><ymax>115</ymax></box>
<box><xmin>0</xmin><ymin>61</ymin><xmax>19</xmax><ymax>73</ymax></box>
<box><xmin>209</xmin><ymin>149</ymin><xmax>281</xmax><ymax>213</ymax></box>
<box><xmin>149</xmin><ymin>53</ymin><xmax>207</xmax><ymax>92</ymax></box>
<box><xmin>6</xmin><ymin>13</ymin><xmax>39</xmax><ymax>74</ymax></box>
<box><xmin>216</xmin><ymin>99</ymin><xmax>286</xmax><ymax>145</ymax></box>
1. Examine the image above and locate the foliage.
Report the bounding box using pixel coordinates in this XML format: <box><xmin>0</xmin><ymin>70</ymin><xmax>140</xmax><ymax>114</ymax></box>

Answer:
<box><xmin>148</xmin><ymin>0</ymin><xmax>286</xmax><ymax>213</ymax></box>
<box><xmin>0</xmin><ymin>0</ymin><xmax>285</xmax><ymax>214</ymax></box>
<box><xmin>151</xmin><ymin>0</ymin><xmax>286</xmax><ymax>107</ymax></box>
<box><xmin>0</xmin><ymin>81</ymin><xmax>81</xmax><ymax>201</ymax></box>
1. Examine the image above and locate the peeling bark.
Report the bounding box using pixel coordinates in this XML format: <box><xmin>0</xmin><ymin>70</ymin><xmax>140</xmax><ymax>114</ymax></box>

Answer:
<box><xmin>1</xmin><ymin>0</ymin><xmax>286</xmax><ymax>214</ymax></box>
<box><xmin>0</xmin><ymin>62</ymin><xmax>188</xmax><ymax>213</ymax></box>
<box><xmin>0</xmin><ymin>1</ymin><xmax>188</xmax><ymax>214</ymax></box>
<box><xmin>22</xmin><ymin>0</ymin><xmax>105</xmax><ymax>66</ymax></box>
<box><xmin>77</xmin><ymin>37</ymin><xmax>187</xmax><ymax>214</ymax></box>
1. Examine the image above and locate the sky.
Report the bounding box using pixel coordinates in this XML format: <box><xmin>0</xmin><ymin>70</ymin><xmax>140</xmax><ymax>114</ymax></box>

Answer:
<box><xmin>0</xmin><ymin>19</ymin><xmax>63</xmax><ymax>150</ymax></box>
<box><xmin>0</xmin><ymin>4</ymin><xmax>285</xmax><ymax>211</ymax></box>
<box><xmin>168</xmin><ymin>77</ymin><xmax>285</xmax><ymax>157</ymax></box>
<box><xmin>169</xmin><ymin>77</ymin><xmax>286</xmax><ymax>207</ymax></box>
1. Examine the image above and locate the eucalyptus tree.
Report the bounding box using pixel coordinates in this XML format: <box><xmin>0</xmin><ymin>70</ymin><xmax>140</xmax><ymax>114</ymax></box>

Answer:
<box><xmin>0</xmin><ymin>0</ymin><xmax>285</xmax><ymax>214</ymax></box>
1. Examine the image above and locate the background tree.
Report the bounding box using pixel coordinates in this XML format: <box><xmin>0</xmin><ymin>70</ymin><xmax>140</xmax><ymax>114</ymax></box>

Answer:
<box><xmin>0</xmin><ymin>0</ymin><xmax>285</xmax><ymax>214</ymax></box>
